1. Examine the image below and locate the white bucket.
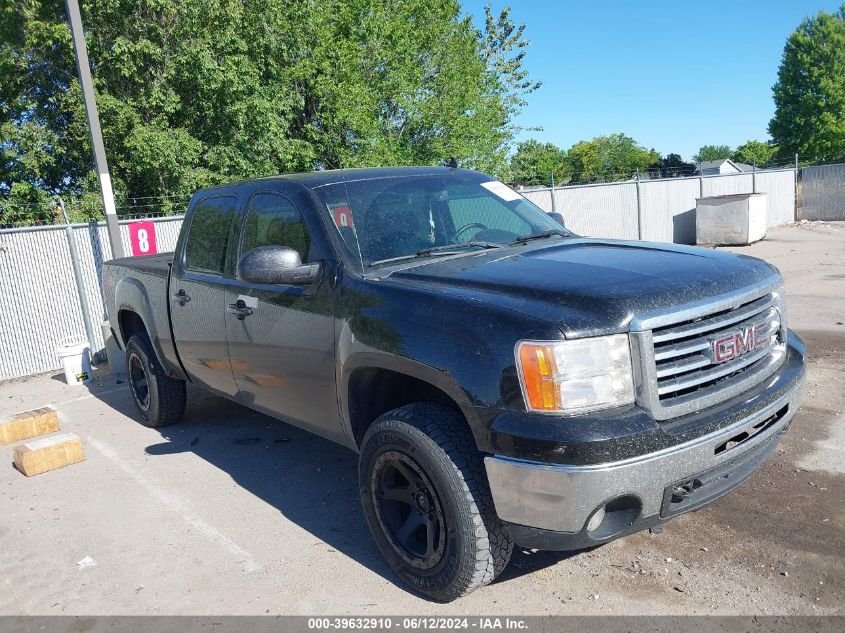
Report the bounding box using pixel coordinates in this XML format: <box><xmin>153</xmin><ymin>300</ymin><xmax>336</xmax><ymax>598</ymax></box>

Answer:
<box><xmin>57</xmin><ymin>335</ymin><xmax>93</xmax><ymax>386</ymax></box>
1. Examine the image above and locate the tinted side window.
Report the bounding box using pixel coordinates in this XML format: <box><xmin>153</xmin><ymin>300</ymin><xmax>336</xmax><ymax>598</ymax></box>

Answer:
<box><xmin>185</xmin><ymin>195</ymin><xmax>237</xmax><ymax>274</ymax></box>
<box><xmin>241</xmin><ymin>193</ymin><xmax>312</xmax><ymax>261</ymax></box>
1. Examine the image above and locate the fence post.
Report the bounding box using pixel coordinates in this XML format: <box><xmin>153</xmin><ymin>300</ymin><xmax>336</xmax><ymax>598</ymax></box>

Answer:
<box><xmin>59</xmin><ymin>200</ymin><xmax>98</xmax><ymax>354</ymax></box>
<box><xmin>794</xmin><ymin>154</ymin><xmax>800</xmax><ymax>220</ymax></box>
<box><xmin>550</xmin><ymin>173</ymin><xmax>557</xmax><ymax>212</ymax></box>
<box><xmin>752</xmin><ymin>163</ymin><xmax>757</xmax><ymax>193</ymax></box>
<box><xmin>635</xmin><ymin>168</ymin><xmax>643</xmax><ymax>240</ymax></box>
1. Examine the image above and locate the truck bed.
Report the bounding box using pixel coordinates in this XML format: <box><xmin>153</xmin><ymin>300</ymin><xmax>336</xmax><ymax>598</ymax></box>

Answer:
<box><xmin>107</xmin><ymin>252</ymin><xmax>174</xmax><ymax>276</ymax></box>
<box><xmin>102</xmin><ymin>251</ymin><xmax>181</xmax><ymax>375</ymax></box>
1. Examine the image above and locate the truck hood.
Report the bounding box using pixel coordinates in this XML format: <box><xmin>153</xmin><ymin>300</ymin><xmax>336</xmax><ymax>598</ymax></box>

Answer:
<box><xmin>383</xmin><ymin>238</ymin><xmax>780</xmax><ymax>337</ymax></box>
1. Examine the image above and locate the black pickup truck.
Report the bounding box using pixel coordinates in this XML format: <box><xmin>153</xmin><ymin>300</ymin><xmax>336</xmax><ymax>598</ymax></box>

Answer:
<box><xmin>102</xmin><ymin>167</ymin><xmax>805</xmax><ymax>601</ymax></box>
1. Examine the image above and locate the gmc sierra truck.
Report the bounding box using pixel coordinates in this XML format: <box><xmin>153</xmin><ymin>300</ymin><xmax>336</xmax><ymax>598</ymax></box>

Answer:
<box><xmin>102</xmin><ymin>167</ymin><xmax>805</xmax><ymax>601</ymax></box>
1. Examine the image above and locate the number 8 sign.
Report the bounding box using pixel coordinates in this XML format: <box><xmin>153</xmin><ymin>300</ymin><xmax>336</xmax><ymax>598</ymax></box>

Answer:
<box><xmin>129</xmin><ymin>221</ymin><xmax>158</xmax><ymax>256</ymax></box>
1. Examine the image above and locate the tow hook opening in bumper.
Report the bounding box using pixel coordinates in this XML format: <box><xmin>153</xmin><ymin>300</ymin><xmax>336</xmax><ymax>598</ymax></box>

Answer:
<box><xmin>660</xmin><ymin>433</ymin><xmax>780</xmax><ymax>518</ymax></box>
<box><xmin>713</xmin><ymin>404</ymin><xmax>788</xmax><ymax>455</ymax></box>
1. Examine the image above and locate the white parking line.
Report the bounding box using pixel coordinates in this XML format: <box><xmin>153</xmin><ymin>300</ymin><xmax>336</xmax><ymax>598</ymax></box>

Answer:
<box><xmin>86</xmin><ymin>436</ymin><xmax>259</xmax><ymax>574</ymax></box>
<box><xmin>46</xmin><ymin>384</ymin><xmax>130</xmax><ymax>409</ymax></box>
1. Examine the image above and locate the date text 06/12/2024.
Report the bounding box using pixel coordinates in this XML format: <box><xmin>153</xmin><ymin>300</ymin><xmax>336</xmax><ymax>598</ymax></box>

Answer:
<box><xmin>307</xmin><ymin>618</ymin><xmax>529</xmax><ymax>630</ymax></box>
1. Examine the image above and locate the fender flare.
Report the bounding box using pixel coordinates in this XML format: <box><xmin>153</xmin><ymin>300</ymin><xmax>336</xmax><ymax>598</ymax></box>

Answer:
<box><xmin>338</xmin><ymin>344</ymin><xmax>478</xmax><ymax>449</ymax></box>
<box><xmin>113</xmin><ymin>277</ymin><xmax>170</xmax><ymax>372</ymax></box>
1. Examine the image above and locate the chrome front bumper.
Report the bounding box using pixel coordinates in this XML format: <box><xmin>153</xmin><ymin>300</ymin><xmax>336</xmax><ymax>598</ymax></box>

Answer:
<box><xmin>484</xmin><ymin>363</ymin><xmax>805</xmax><ymax>536</ymax></box>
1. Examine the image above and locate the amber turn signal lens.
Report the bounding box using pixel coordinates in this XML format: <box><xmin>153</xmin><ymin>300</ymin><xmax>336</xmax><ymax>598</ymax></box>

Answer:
<box><xmin>517</xmin><ymin>343</ymin><xmax>562</xmax><ymax>411</ymax></box>
<box><xmin>516</xmin><ymin>335</ymin><xmax>635</xmax><ymax>414</ymax></box>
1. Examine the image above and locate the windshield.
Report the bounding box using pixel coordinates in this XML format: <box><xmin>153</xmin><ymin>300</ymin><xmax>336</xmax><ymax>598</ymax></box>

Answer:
<box><xmin>311</xmin><ymin>173</ymin><xmax>568</xmax><ymax>269</ymax></box>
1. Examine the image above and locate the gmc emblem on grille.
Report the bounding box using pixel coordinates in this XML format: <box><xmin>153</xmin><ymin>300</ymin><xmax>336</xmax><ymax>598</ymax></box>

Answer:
<box><xmin>710</xmin><ymin>321</ymin><xmax>771</xmax><ymax>364</ymax></box>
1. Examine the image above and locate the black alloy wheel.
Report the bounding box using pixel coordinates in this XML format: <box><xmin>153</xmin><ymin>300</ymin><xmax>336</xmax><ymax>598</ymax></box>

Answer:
<box><xmin>358</xmin><ymin>402</ymin><xmax>514</xmax><ymax>601</ymax></box>
<box><xmin>372</xmin><ymin>450</ymin><xmax>447</xmax><ymax>570</ymax></box>
<box><xmin>128</xmin><ymin>351</ymin><xmax>150</xmax><ymax>412</ymax></box>
<box><xmin>124</xmin><ymin>332</ymin><xmax>186</xmax><ymax>427</ymax></box>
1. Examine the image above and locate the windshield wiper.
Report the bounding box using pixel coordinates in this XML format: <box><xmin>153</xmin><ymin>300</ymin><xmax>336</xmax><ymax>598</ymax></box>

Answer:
<box><xmin>367</xmin><ymin>241</ymin><xmax>503</xmax><ymax>268</ymax></box>
<box><xmin>416</xmin><ymin>241</ymin><xmax>504</xmax><ymax>256</ymax></box>
<box><xmin>509</xmin><ymin>230</ymin><xmax>570</xmax><ymax>245</ymax></box>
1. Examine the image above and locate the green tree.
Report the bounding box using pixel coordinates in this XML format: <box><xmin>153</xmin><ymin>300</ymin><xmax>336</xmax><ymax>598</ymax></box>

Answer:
<box><xmin>508</xmin><ymin>140</ymin><xmax>567</xmax><ymax>185</ymax></box>
<box><xmin>650</xmin><ymin>153</ymin><xmax>695</xmax><ymax>178</ymax></box>
<box><xmin>0</xmin><ymin>0</ymin><xmax>540</xmax><ymax>224</ymax></box>
<box><xmin>0</xmin><ymin>182</ymin><xmax>54</xmax><ymax>225</ymax></box>
<box><xmin>1</xmin><ymin>0</ymin><xmax>312</xmax><ymax>215</ymax></box>
<box><xmin>732</xmin><ymin>140</ymin><xmax>777</xmax><ymax>167</ymax></box>
<box><xmin>769</xmin><ymin>5</ymin><xmax>845</xmax><ymax>163</ymax></box>
<box><xmin>305</xmin><ymin>0</ymin><xmax>536</xmax><ymax>176</ymax></box>
<box><xmin>565</xmin><ymin>133</ymin><xmax>659</xmax><ymax>182</ymax></box>
<box><xmin>481</xmin><ymin>5</ymin><xmax>542</xmax><ymax>135</ymax></box>
<box><xmin>0</xmin><ymin>2</ymin><xmax>90</xmax><ymax>203</ymax></box>
<box><xmin>693</xmin><ymin>145</ymin><xmax>733</xmax><ymax>163</ymax></box>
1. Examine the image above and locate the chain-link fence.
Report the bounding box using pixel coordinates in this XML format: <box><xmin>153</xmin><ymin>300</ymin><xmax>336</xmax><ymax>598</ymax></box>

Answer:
<box><xmin>0</xmin><ymin>215</ymin><xmax>184</xmax><ymax>380</ymax></box>
<box><xmin>798</xmin><ymin>163</ymin><xmax>845</xmax><ymax>221</ymax></box>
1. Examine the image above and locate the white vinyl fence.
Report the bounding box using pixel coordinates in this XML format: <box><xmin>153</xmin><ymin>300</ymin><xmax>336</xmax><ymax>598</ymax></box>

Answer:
<box><xmin>521</xmin><ymin>168</ymin><xmax>798</xmax><ymax>243</ymax></box>
<box><xmin>0</xmin><ymin>216</ymin><xmax>184</xmax><ymax>381</ymax></box>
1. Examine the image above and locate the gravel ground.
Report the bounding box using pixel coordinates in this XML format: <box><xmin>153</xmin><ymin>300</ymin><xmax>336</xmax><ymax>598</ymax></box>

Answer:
<box><xmin>0</xmin><ymin>223</ymin><xmax>842</xmax><ymax>615</ymax></box>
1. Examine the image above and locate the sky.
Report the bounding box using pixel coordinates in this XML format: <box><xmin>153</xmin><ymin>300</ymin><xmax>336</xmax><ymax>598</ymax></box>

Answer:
<box><xmin>461</xmin><ymin>0</ymin><xmax>843</xmax><ymax>162</ymax></box>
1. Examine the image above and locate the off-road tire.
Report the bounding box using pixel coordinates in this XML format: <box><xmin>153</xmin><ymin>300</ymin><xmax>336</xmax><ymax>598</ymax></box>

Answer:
<box><xmin>358</xmin><ymin>402</ymin><xmax>513</xmax><ymax>602</ymax></box>
<box><xmin>125</xmin><ymin>332</ymin><xmax>186</xmax><ymax>427</ymax></box>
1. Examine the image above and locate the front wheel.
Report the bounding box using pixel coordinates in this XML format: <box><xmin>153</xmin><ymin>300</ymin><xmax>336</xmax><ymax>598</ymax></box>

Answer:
<box><xmin>358</xmin><ymin>403</ymin><xmax>513</xmax><ymax>601</ymax></box>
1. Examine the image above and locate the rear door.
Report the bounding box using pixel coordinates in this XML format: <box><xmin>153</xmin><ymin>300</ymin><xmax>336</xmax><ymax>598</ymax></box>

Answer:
<box><xmin>224</xmin><ymin>188</ymin><xmax>340</xmax><ymax>441</ymax></box>
<box><xmin>170</xmin><ymin>194</ymin><xmax>240</xmax><ymax>398</ymax></box>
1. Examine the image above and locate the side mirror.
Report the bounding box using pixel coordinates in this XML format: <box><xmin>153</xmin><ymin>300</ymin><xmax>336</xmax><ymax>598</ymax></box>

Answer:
<box><xmin>548</xmin><ymin>212</ymin><xmax>565</xmax><ymax>227</ymax></box>
<box><xmin>238</xmin><ymin>246</ymin><xmax>320</xmax><ymax>285</ymax></box>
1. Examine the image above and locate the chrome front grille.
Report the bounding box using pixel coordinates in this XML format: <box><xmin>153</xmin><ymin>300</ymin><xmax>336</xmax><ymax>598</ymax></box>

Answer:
<box><xmin>653</xmin><ymin>297</ymin><xmax>781</xmax><ymax>398</ymax></box>
<box><xmin>630</xmin><ymin>278</ymin><xmax>788</xmax><ymax>420</ymax></box>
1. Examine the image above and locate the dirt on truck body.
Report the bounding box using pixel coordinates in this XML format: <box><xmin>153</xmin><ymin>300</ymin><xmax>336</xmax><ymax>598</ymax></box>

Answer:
<box><xmin>101</xmin><ymin>167</ymin><xmax>805</xmax><ymax>601</ymax></box>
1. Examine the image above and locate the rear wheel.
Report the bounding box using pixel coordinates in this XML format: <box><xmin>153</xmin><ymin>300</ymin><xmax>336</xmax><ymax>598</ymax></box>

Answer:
<box><xmin>359</xmin><ymin>402</ymin><xmax>513</xmax><ymax>601</ymax></box>
<box><xmin>125</xmin><ymin>332</ymin><xmax>186</xmax><ymax>427</ymax></box>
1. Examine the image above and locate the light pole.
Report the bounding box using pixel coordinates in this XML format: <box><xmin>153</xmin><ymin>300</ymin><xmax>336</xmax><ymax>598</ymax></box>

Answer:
<box><xmin>64</xmin><ymin>0</ymin><xmax>125</xmax><ymax>259</ymax></box>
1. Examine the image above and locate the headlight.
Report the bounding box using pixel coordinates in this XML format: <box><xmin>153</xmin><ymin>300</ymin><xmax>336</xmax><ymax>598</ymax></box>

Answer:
<box><xmin>515</xmin><ymin>334</ymin><xmax>635</xmax><ymax>413</ymax></box>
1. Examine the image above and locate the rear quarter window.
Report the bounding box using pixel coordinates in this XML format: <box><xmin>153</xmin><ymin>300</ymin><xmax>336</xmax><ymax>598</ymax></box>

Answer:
<box><xmin>185</xmin><ymin>195</ymin><xmax>237</xmax><ymax>274</ymax></box>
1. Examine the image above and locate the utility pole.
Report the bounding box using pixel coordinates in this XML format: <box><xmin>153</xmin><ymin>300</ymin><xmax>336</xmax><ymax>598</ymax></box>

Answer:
<box><xmin>65</xmin><ymin>0</ymin><xmax>125</xmax><ymax>259</ymax></box>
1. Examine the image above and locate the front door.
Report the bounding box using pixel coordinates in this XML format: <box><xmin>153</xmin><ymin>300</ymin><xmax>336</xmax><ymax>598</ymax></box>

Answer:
<box><xmin>224</xmin><ymin>190</ymin><xmax>340</xmax><ymax>441</ymax></box>
<box><xmin>170</xmin><ymin>194</ymin><xmax>240</xmax><ymax>398</ymax></box>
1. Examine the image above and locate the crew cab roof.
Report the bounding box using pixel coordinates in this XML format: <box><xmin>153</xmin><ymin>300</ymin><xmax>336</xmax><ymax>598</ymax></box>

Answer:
<box><xmin>192</xmin><ymin>166</ymin><xmax>475</xmax><ymax>196</ymax></box>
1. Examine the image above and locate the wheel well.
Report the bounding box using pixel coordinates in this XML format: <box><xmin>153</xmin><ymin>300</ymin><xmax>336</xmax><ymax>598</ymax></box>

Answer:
<box><xmin>118</xmin><ymin>310</ymin><xmax>147</xmax><ymax>347</ymax></box>
<box><xmin>348</xmin><ymin>368</ymin><xmax>465</xmax><ymax>447</ymax></box>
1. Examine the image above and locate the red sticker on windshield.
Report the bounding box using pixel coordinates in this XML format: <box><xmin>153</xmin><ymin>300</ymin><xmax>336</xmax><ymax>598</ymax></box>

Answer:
<box><xmin>333</xmin><ymin>205</ymin><xmax>354</xmax><ymax>228</ymax></box>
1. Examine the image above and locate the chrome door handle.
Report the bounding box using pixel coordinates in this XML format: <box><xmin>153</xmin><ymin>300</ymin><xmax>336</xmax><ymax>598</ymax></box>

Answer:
<box><xmin>227</xmin><ymin>300</ymin><xmax>254</xmax><ymax>320</ymax></box>
<box><xmin>172</xmin><ymin>289</ymin><xmax>191</xmax><ymax>306</ymax></box>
